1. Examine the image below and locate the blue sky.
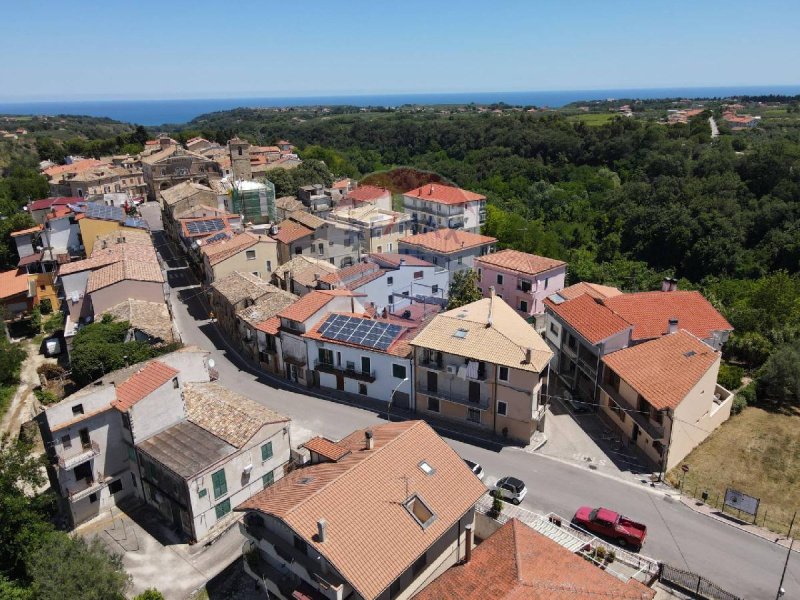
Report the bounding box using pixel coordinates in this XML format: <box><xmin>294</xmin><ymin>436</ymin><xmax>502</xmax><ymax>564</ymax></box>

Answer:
<box><xmin>1</xmin><ymin>0</ymin><xmax>798</xmax><ymax>100</ymax></box>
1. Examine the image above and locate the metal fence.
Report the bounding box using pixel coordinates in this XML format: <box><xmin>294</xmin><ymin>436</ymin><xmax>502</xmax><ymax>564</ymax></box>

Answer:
<box><xmin>660</xmin><ymin>563</ymin><xmax>742</xmax><ymax>600</ymax></box>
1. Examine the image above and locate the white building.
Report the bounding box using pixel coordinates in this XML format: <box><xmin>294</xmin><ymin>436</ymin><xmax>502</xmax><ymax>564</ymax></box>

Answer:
<box><xmin>402</xmin><ymin>183</ymin><xmax>487</xmax><ymax>234</ymax></box>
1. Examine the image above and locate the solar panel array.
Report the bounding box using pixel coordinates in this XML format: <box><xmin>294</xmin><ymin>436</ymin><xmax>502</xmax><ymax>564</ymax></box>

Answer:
<box><xmin>185</xmin><ymin>218</ymin><xmax>225</xmax><ymax>235</ymax></box>
<box><xmin>318</xmin><ymin>314</ymin><xmax>402</xmax><ymax>351</ymax></box>
<box><xmin>204</xmin><ymin>232</ymin><xmax>229</xmax><ymax>244</ymax></box>
<box><xmin>85</xmin><ymin>203</ymin><xmax>123</xmax><ymax>222</ymax></box>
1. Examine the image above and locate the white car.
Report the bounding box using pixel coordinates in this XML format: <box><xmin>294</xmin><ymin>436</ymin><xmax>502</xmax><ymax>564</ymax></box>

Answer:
<box><xmin>464</xmin><ymin>459</ymin><xmax>485</xmax><ymax>481</ymax></box>
<box><xmin>493</xmin><ymin>476</ymin><xmax>527</xmax><ymax>504</ymax></box>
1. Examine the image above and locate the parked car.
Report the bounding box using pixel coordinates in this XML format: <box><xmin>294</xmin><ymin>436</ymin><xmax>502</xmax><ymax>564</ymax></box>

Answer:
<box><xmin>572</xmin><ymin>506</ymin><xmax>647</xmax><ymax>549</ymax></box>
<box><xmin>463</xmin><ymin>459</ymin><xmax>485</xmax><ymax>481</ymax></box>
<box><xmin>493</xmin><ymin>476</ymin><xmax>527</xmax><ymax>504</ymax></box>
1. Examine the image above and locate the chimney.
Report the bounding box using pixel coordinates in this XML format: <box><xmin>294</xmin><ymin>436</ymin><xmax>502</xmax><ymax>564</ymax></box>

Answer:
<box><xmin>313</xmin><ymin>272</ymin><xmax>321</xmax><ymax>281</ymax></box>
<box><xmin>399</xmin><ymin>258</ymin><xmax>405</xmax><ymax>266</ymax></box>
<box><xmin>317</xmin><ymin>519</ymin><xmax>327</xmax><ymax>543</ymax></box>
<box><xmin>428</xmin><ymin>185</ymin><xmax>434</xmax><ymax>195</ymax></box>
<box><xmin>668</xmin><ymin>318</ymin><xmax>679</xmax><ymax>334</ymax></box>
<box><xmin>661</xmin><ymin>277</ymin><xmax>671</xmax><ymax>292</ymax></box>
<box><xmin>669</xmin><ymin>277</ymin><xmax>678</xmax><ymax>292</ymax></box>
<box><xmin>525</xmin><ymin>347</ymin><xmax>533</xmax><ymax>364</ymax></box>
<box><xmin>365</xmin><ymin>430</ymin><xmax>374</xmax><ymax>450</ymax></box>
<box><xmin>464</xmin><ymin>524</ymin><xmax>473</xmax><ymax>563</ymax></box>
<box><xmin>487</xmin><ymin>286</ymin><xmax>495</xmax><ymax>328</ymax></box>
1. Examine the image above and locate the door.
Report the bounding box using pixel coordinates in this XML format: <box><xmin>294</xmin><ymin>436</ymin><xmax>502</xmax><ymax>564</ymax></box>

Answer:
<box><xmin>469</xmin><ymin>381</ymin><xmax>480</xmax><ymax>404</ymax></box>
<box><xmin>361</xmin><ymin>356</ymin><xmax>371</xmax><ymax>376</ymax></box>
<box><xmin>631</xmin><ymin>423</ymin><xmax>640</xmax><ymax>444</ymax></box>
<box><xmin>289</xmin><ymin>364</ymin><xmax>298</xmax><ymax>382</ymax></box>
<box><xmin>79</xmin><ymin>427</ymin><xmax>91</xmax><ymax>449</ymax></box>
<box><xmin>427</xmin><ymin>371</ymin><xmax>438</xmax><ymax>393</ymax></box>
<box><xmin>336</xmin><ymin>373</ymin><xmax>344</xmax><ymax>391</ymax></box>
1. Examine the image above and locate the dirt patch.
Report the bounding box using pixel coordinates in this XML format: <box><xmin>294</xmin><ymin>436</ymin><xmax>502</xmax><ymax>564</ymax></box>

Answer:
<box><xmin>667</xmin><ymin>406</ymin><xmax>800</xmax><ymax>534</ymax></box>
<box><xmin>0</xmin><ymin>340</ymin><xmax>56</xmax><ymax>440</ymax></box>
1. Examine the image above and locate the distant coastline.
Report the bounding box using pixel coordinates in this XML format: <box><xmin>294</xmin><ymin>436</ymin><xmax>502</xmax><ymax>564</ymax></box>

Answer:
<box><xmin>2</xmin><ymin>85</ymin><xmax>800</xmax><ymax>126</ymax></box>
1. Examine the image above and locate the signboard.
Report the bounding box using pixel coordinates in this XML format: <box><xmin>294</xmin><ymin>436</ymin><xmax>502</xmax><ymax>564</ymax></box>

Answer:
<box><xmin>724</xmin><ymin>488</ymin><xmax>760</xmax><ymax>517</ymax></box>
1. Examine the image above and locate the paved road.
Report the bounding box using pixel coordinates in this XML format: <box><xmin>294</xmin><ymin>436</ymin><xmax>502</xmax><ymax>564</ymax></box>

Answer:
<box><xmin>710</xmin><ymin>116</ymin><xmax>720</xmax><ymax>138</ymax></box>
<box><xmin>158</xmin><ymin>232</ymin><xmax>798</xmax><ymax>600</ymax></box>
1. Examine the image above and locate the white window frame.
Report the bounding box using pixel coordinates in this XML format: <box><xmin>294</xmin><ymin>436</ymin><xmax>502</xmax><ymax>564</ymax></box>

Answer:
<box><xmin>498</xmin><ymin>366</ymin><xmax>509</xmax><ymax>382</ymax></box>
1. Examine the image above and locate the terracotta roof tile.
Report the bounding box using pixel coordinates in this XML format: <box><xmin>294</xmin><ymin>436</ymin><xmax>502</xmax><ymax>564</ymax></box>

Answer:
<box><xmin>29</xmin><ymin>197</ymin><xmax>81</xmax><ymax>211</ymax></box>
<box><xmin>113</xmin><ymin>361</ymin><xmax>179</xmax><ymax>411</ymax></box>
<box><xmin>210</xmin><ymin>271</ymin><xmax>277</xmax><ymax>305</ymax></box>
<box><xmin>202</xmin><ymin>232</ymin><xmax>271</xmax><ymax>266</ymax></box>
<box><xmin>288</xmin><ymin>210</ymin><xmax>326</xmax><ymax>230</ymax></box>
<box><xmin>273</xmin><ymin>255</ymin><xmax>338</xmax><ymax>289</ymax></box>
<box><xmin>255</xmin><ymin>315</ymin><xmax>281</xmax><ymax>335</ymax></box>
<box><xmin>415</xmin><ymin>519</ymin><xmax>655</xmax><ymax>600</ymax></box>
<box><xmin>184</xmin><ymin>382</ymin><xmax>290</xmax><ymax>448</ymax></box>
<box><xmin>237</xmin><ymin>421</ymin><xmax>486</xmax><ymax>600</ymax></box>
<box><xmin>602</xmin><ymin>291</ymin><xmax>733</xmax><ymax>342</ymax></box>
<box><xmin>369</xmin><ymin>253</ymin><xmax>433</xmax><ymax>268</ymax></box>
<box><xmin>557</xmin><ymin>282</ymin><xmax>622</xmax><ymax>301</ymax></box>
<box><xmin>475</xmin><ymin>249</ymin><xmax>565</xmax><ymax>276</ymax></box>
<box><xmin>345</xmin><ymin>185</ymin><xmax>390</xmax><ymax>203</ymax></box>
<box><xmin>10</xmin><ymin>224</ymin><xmax>43</xmax><ymax>237</ymax></box>
<box><xmin>43</xmin><ymin>159</ymin><xmax>105</xmax><ymax>178</ymax></box>
<box><xmin>546</xmin><ymin>294</ymin><xmax>631</xmax><ymax>345</ymax></box>
<box><xmin>0</xmin><ymin>269</ymin><xmax>29</xmax><ymax>299</ymax></box>
<box><xmin>236</xmin><ymin>290</ymin><xmax>298</xmax><ymax>327</ymax></box>
<box><xmin>17</xmin><ymin>252</ymin><xmax>43</xmax><ymax>268</ymax></box>
<box><xmin>276</xmin><ymin>290</ymin><xmax>353</xmax><ymax>323</ymax></box>
<box><xmin>86</xmin><ymin>260</ymin><xmax>164</xmax><ymax>293</ymax></box>
<box><xmin>404</xmin><ymin>183</ymin><xmax>485</xmax><ymax>205</ymax></box>
<box><xmin>104</xmin><ymin>299</ymin><xmax>174</xmax><ymax>343</ymax></box>
<box><xmin>399</xmin><ymin>229</ymin><xmax>496</xmax><ymax>254</ymax></box>
<box><xmin>602</xmin><ymin>330</ymin><xmax>719</xmax><ymax>411</ymax></box>
<box><xmin>271</xmin><ymin>219</ymin><xmax>314</xmax><ymax>244</ymax></box>
<box><xmin>302</xmin><ymin>436</ymin><xmax>351</xmax><ymax>461</ymax></box>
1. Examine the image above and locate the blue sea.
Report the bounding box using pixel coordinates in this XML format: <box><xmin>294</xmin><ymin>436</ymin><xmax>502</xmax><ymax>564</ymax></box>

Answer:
<box><xmin>1</xmin><ymin>86</ymin><xmax>799</xmax><ymax>126</ymax></box>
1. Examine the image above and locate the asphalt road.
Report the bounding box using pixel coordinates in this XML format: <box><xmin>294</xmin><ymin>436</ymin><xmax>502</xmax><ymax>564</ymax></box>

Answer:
<box><xmin>157</xmin><ymin>232</ymin><xmax>798</xmax><ymax>600</ymax></box>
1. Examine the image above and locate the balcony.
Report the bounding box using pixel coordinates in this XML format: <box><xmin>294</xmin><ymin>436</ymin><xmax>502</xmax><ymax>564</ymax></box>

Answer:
<box><xmin>418</xmin><ymin>360</ymin><xmax>487</xmax><ymax>381</ymax></box>
<box><xmin>417</xmin><ymin>385</ymin><xmax>490</xmax><ymax>411</ymax></box>
<box><xmin>58</xmin><ymin>440</ymin><xmax>100</xmax><ymax>470</ymax></box>
<box><xmin>314</xmin><ymin>360</ymin><xmax>376</xmax><ymax>382</ymax></box>
<box><xmin>65</xmin><ymin>471</ymin><xmax>110</xmax><ymax>501</ymax></box>
<box><xmin>601</xmin><ymin>384</ymin><xmax>665</xmax><ymax>441</ymax></box>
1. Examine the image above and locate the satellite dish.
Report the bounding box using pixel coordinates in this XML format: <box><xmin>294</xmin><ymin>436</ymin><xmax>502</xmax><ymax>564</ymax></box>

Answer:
<box><xmin>208</xmin><ymin>359</ymin><xmax>215</xmax><ymax>369</ymax></box>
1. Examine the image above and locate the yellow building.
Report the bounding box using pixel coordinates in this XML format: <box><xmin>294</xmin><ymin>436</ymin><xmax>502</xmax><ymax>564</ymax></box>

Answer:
<box><xmin>78</xmin><ymin>203</ymin><xmax>149</xmax><ymax>256</ymax></box>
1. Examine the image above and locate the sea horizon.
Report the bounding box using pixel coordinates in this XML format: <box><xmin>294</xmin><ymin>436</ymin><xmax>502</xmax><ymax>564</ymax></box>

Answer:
<box><xmin>2</xmin><ymin>85</ymin><xmax>799</xmax><ymax>127</ymax></box>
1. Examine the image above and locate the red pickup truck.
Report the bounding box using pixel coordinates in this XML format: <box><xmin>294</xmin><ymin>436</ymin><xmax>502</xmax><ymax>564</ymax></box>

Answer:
<box><xmin>573</xmin><ymin>506</ymin><xmax>647</xmax><ymax>549</ymax></box>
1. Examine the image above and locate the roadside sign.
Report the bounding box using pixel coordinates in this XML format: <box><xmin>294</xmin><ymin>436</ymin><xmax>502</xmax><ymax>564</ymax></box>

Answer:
<box><xmin>724</xmin><ymin>488</ymin><xmax>760</xmax><ymax>518</ymax></box>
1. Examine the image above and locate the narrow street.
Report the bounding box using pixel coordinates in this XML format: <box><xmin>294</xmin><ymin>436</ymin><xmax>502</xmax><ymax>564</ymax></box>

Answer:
<box><xmin>710</xmin><ymin>115</ymin><xmax>720</xmax><ymax>138</ymax></box>
<box><xmin>157</xmin><ymin>231</ymin><xmax>798</xmax><ymax>600</ymax></box>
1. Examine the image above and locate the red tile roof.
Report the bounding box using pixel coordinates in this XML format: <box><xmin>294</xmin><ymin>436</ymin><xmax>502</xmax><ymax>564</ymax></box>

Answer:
<box><xmin>237</xmin><ymin>421</ymin><xmax>487</xmax><ymax>600</ymax></box>
<box><xmin>255</xmin><ymin>315</ymin><xmax>281</xmax><ymax>335</ymax></box>
<box><xmin>369</xmin><ymin>253</ymin><xmax>433</xmax><ymax>267</ymax></box>
<box><xmin>346</xmin><ymin>185</ymin><xmax>390</xmax><ymax>203</ymax></box>
<box><xmin>276</xmin><ymin>290</ymin><xmax>355</xmax><ymax>323</ymax></box>
<box><xmin>404</xmin><ymin>183</ymin><xmax>485</xmax><ymax>205</ymax></box>
<box><xmin>0</xmin><ymin>269</ymin><xmax>29</xmax><ymax>300</ymax></box>
<box><xmin>10</xmin><ymin>224</ymin><xmax>43</xmax><ymax>237</ymax></box>
<box><xmin>546</xmin><ymin>294</ymin><xmax>631</xmax><ymax>345</ymax></box>
<box><xmin>202</xmin><ymin>232</ymin><xmax>270</xmax><ymax>266</ymax></box>
<box><xmin>399</xmin><ymin>229</ymin><xmax>496</xmax><ymax>254</ymax></box>
<box><xmin>271</xmin><ymin>219</ymin><xmax>314</xmax><ymax>244</ymax></box>
<box><xmin>302</xmin><ymin>437</ymin><xmax>352</xmax><ymax>461</ymax></box>
<box><xmin>602</xmin><ymin>291</ymin><xmax>732</xmax><ymax>342</ymax></box>
<box><xmin>112</xmin><ymin>361</ymin><xmax>179</xmax><ymax>411</ymax></box>
<box><xmin>415</xmin><ymin>519</ymin><xmax>655</xmax><ymax>600</ymax></box>
<box><xmin>29</xmin><ymin>197</ymin><xmax>81</xmax><ymax>211</ymax></box>
<box><xmin>602</xmin><ymin>330</ymin><xmax>719</xmax><ymax>410</ymax></box>
<box><xmin>557</xmin><ymin>282</ymin><xmax>622</xmax><ymax>301</ymax></box>
<box><xmin>475</xmin><ymin>249</ymin><xmax>566</xmax><ymax>276</ymax></box>
<box><xmin>17</xmin><ymin>252</ymin><xmax>43</xmax><ymax>268</ymax></box>
<box><xmin>43</xmin><ymin>159</ymin><xmax>105</xmax><ymax>178</ymax></box>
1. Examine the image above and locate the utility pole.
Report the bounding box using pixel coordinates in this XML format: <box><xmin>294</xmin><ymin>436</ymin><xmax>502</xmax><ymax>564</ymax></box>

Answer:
<box><xmin>775</xmin><ymin>511</ymin><xmax>796</xmax><ymax>599</ymax></box>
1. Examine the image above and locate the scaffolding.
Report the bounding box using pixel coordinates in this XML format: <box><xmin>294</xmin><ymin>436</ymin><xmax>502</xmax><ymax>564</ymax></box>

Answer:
<box><xmin>229</xmin><ymin>180</ymin><xmax>276</xmax><ymax>225</ymax></box>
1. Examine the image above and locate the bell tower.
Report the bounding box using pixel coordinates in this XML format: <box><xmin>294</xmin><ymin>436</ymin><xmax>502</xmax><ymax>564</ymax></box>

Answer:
<box><xmin>228</xmin><ymin>137</ymin><xmax>252</xmax><ymax>181</ymax></box>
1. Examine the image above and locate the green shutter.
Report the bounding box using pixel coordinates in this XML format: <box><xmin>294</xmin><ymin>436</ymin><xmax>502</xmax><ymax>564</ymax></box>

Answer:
<box><xmin>212</xmin><ymin>469</ymin><xmax>227</xmax><ymax>499</ymax></box>
<box><xmin>262</xmin><ymin>470</ymin><xmax>274</xmax><ymax>488</ymax></box>
<box><xmin>261</xmin><ymin>442</ymin><xmax>273</xmax><ymax>461</ymax></box>
<box><xmin>214</xmin><ymin>499</ymin><xmax>231</xmax><ymax>520</ymax></box>
<box><xmin>127</xmin><ymin>446</ymin><xmax>136</xmax><ymax>462</ymax></box>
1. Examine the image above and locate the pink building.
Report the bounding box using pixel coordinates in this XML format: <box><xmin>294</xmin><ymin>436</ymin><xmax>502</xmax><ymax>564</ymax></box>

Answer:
<box><xmin>474</xmin><ymin>249</ymin><xmax>566</xmax><ymax>328</ymax></box>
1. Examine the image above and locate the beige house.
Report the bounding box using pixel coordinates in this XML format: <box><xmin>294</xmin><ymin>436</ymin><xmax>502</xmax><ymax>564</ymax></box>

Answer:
<box><xmin>208</xmin><ymin>272</ymin><xmax>281</xmax><ymax>342</ymax></box>
<box><xmin>236</xmin><ymin>291</ymin><xmax>298</xmax><ymax>374</ymax></box>
<box><xmin>86</xmin><ymin>259</ymin><xmax>165</xmax><ymax>316</ymax></box>
<box><xmin>236</xmin><ymin>421</ymin><xmax>486</xmax><ymax>600</ymax></box>
<box><xmin>272</xmin><ymin>254</ymin><xmax>339</xmax><ymax>296</ymax></box>
<box><xmin>329</xmin><ymin>203</ymin><xmax>411</xmax><ymax>256</ymax></box>
<box><xmin>200</xmin><ymin>232</ymin><xmax>278</xmax><ymax>284</ymax></box>
<box><xmin>159</xmin><ymin>181</ymin><xmax>217</xmax><ymax>241</ymax></box>
<box><xmin>141</xmin><ymin>139</ymin><xmax>221</xmax><ymax>200</ymax></box>
<box><xmin>49</xmin><ymin>165</ymin><xmax>147</xmax><ymax>199</ymax></box>
<box><xmin>599</xmin><ymin>329</ymin><xmax>733</xmax><ymax>472</ymax></box>
<box><xmin>410</xmin><ymin>291</ymin><xmax>553</xmax><ymax>444</ymax></box>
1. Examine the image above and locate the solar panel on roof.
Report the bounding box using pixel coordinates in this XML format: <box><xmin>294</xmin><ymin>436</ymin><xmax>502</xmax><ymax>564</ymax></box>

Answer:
<box><xmin>86</xmin><ymin>203</ymin><xmax>123</xmax><ymax>222</ymax></box>
<box><xmin>320</xmin><ymin>314</ymin><xmax>403</xmax><ymax>350</ymax></box>
<box><xmin>186</xmin><ymin>218</ymin><xmax>225</xmax><ymax>235</ymax></box>
<box><xmin>205</xmin><ymin>232</ymin><xmax>229</xmax><ymax>244</ymax></box>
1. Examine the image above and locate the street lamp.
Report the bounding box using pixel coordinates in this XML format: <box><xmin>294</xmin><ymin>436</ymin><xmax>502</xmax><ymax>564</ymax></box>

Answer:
<box><xmin>386</xmin><ymin>377</ymin><xmax>409</xmax><ymax>423</ymax></box>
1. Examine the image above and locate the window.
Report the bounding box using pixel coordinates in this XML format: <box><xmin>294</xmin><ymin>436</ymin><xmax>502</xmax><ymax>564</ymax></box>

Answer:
<box><xmin>498</xmin><ymin>366</ymin><xmax>509</xmax><ymax>381</ymax></box>
<box><xmin>387</xmin><ymin>276</ymin><xmax>394</xmax><ymax>285</ymax></box>
<box><xmin>432</xmin><ymin>284</ymin><xmax>439</xmax><ymax>294</ymax></box>
<box><xmin>89</xmin><ymin>493</ymin><xmax>98</xmax><ymax>504</ymax></box>
<box><xmin>245</xmin><ymin>250</ymin><xmax>256</xmax><ymax>260</ymax></box>
<box><xmin>61</xmin><ymin>434</ymin><xmax>72</xmax><ymax>449</ymax></box>
<box><xmin>198</xmin><ymin>488</ymin><xmax>207</xmax><ymax>498</ymax></box>
<box><xmin>427</xmin><ymin>397</ymin><xmax>440</xmax><ymax>412</ymax></box>
<box><xmin>519</xmin><ymin>279</ymin><xmax>532</xmax><ymax>292</ymax></box>
<box><xmin>544</xmin><ymin>277</ymin><xmax>549</xmax><ymax>289</ymax></box>
<box><xmin>393</xmin><ymin>364</ymin><xmax>407</xmax><ymax>379</ymax></box>
<box><xmin>549</xmin><ymin>322</ymin><xmax>559</xmax><ymax>336</ymax></box>
<box><xmin>127</xmin><ymin>446</ymin><xmax>136</xmax><ymax>462</ymax></box>
<box><xmin>266</xmin><ymin>260</ymin><xmax>272</xmax><ymax>272</ymax></box>
<box><xmin>172</xmin><ymin>377</ymin><xmax>179</xmax><ymax>389</ymax></box>
<box><xmin>294</xmin><ymin>246</ymin><xmax>302</xmax><ymax>255</ymax></box>
<box><xmin>71</xmin><ymin>404</ymin><xmax>84</xmax><ymax>416</ymax></box>
<box><xmin>453</xmin><ymin>328</ymin><xmax>468</xmax><ymax>339</ymax></box>
<box><xmin>467</xmin><ymin>408</ymin><xmax>481</xmax><ymax>423</ymax></box>
<box><xmin>238</xmin><ymin>147</ymin><xmax>243</xmax><ymax>156</ymax></box>
<box><xmin>413</xmin><ymin>271</ymin><xmax>423</xmax><ymax>279</ymax></box>
<box><xmin>215</xmin><ymin>499</ymin><xmax>231</xmax><ymax>520</ymax></box>
<box><xmin>497</xmin><ymin>401</ymin><xmax>508</xmax><ymax>416</ymax></box>
<box><xmin>388</xmin><ymin>294</ymin><xmax>394</xmax><ymax>305</ymax></box>
<box><xmin>457</xmin><ymin>256</ymin><xmax>463</xmax><ymax>265</ymax></box>
<box><xmin>404</xmin><ymin>494</ymin><xmax>436</xmax><ymax>529</ymax></box>
<box><xmin>263</xmin><ymin>470</ymin><xmax>274</xmax><ymax>488</ymax></box>
<box><xmin>496</xmin><ymin>274</ymin><xmax>504</xmax><ymax>285</ymax></box>
<box><xmin>109</xmin><ymin>479</ymin><xmax>123</xmax><ymax>494</ymax></box>
<box><xmin>412</xmin><ymin>553</ymin><xmax>427</xmax><ymax>576</ymax></box>
<box><xmin>358</xmin><ymin>383</ymin><xmax>368</xmax><ymax>395</ymax></box>
<box><xmin>318</xmin><ymin>243</ymin><xmax>324</xmax><ymax>255</ymax></box>
<box><xmin>477</xmin><ymin>268</ymin><xmax>482</xmax><ymax>282</ymax></box>
<box><xmin>318</xmin><ymin>348</ymin><xmax>333</xmax><ymax>365</ymax></box>
<box><xmin>519</xmin><ymin>300</ymin><xmax>528</xmax><ymax>313</ymax></box>
<box><xmin>652</xmin><ymin>408</ymin><xmax>664</xmax><ymax>425</ymax></box>
<box><xmin>361</xmin><ymin>356</ymin><xmax>371</xmax><ymax>374</ymax></box>
<box><xmin>261</xmin><ymin>442</ymin><xmax>273</xmax><ymax>461</ymax></box>
<box><xmin>609</xmin><ymin>399</ymin><xmax>626</xmax><ymax>422</ymax></box>
<box><xmin>390</xmin><ymin>579</ymin><xmax>402</xmax><ymax>600</ymax></box>
<box><xmin>211</xmin><ymin>469</ymin><xmax>227</xmax><ymax>499</ymax></box>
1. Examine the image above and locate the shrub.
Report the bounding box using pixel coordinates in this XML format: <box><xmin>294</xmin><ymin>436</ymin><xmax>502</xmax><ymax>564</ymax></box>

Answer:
<box><xmin>594</xmin><ymin>546</ymin><xmax>607</xmax><ymax>561</ymax></box>
<box><xmin>489</xmin><ymin>490</ymin><xmax>504</xmax><ymax>518</ymax></box>
<box><xmin>732</xmin><ymin>382</ymin><xmax>756</xmax><ymax>415</ymax></box>
<box><xmin>38</xmin><ymin>299</ymin><xmax>52</xmax><ymax>315</ymax></box>
<box><xmin>756</xmin><ymin>341</ymin><xmax>800</xmax><ymax>406</ymax></box>
<box><xmin>607</xmin><ymin>549</ymin><xmax>616</xmax><ymax>563</ymax></box>
<box><xmin>43</xmin><ymin>313</ymin><xmax>64</xmax><ymax>334</ymax></box>
<box><xmin>718</xmin><ymin>363</ymin><xmax>745</xmax><ymax>390</ymax></box>
<box><xmin>29</xmin><ymin>307</ymin><xmax>42</xmax><ymax>333</ymax></box>
<box><xmin>33</xmin><ymin>388</ymin><xmax>59</xmax><ymax>406</ymax></box>
<box><xmin>133</xmin><ymin>590</ymin><xmax>165</xmax><ymax>600</ymax></box>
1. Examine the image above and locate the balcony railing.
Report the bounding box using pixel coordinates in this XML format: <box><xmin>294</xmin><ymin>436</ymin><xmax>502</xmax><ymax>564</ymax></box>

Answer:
<box><xmin>314</xmin><ymin>360</ymin><xmax>376</xmax><ymax>382</ymax></box>
<box><xmin>65</xmin><ymin>471</ymin><xmax>109</xmax><ymax>501</ymax></box>
<box><xmin>601</xmin><ymin>384</ymin><xmax>665</xmax><ymax>441</ymax></box>
<box><xmin>58</xmin><ymin>440</ymin><xmax>100</xmax><ymax>470</ymax></box>
<box><xmin>418</xmin><ymin>385</ymin><xmax>490</xmax><ymax>411</ymax></box>
<box><xmin>418</xmin><ymin>360</ymin><xmax>487</xmax><ymax>381</ymax></box>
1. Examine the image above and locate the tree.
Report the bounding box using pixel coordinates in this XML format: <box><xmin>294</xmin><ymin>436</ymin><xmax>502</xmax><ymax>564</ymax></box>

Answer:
<box><xmin>446</xmin><ymin>270</ymin><xmax>483</xmax><ymax>310</ymax></box>
<box><xmin>26</xmin><ymin>532</ymin><xmax>130</xmax><ymax>600</ymax></box>
<box><xmin>757</xmin><ymin>341</ymin><xmax>800</xmax><ymax>406</ymax></box>
<box><xmin>134</xmin><ymin>589</ymin><xmax>166</xmax><ymax>600</ymax></box>
<box><xmin>0</xmin><ymin>213</ymin><xmax>36</xmax><ymax>270</ymax></box>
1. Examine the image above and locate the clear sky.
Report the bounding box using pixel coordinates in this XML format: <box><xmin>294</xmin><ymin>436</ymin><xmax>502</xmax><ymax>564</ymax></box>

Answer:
<box><xmin>1</xmin><ymin>0</ymin><xmax>798</xmax><ymax>100</ymax></box>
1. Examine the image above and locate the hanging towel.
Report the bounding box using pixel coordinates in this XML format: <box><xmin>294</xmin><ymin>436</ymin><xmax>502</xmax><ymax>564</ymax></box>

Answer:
<box><xmin>467</xmin><ymin>361</ymin><xmax>479</xmax><ymax>379</ymax></box>
<box><xmin>457</xmin><ymin>365</ymin><xmax>468</xmax><ymax>380</ymax></box>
